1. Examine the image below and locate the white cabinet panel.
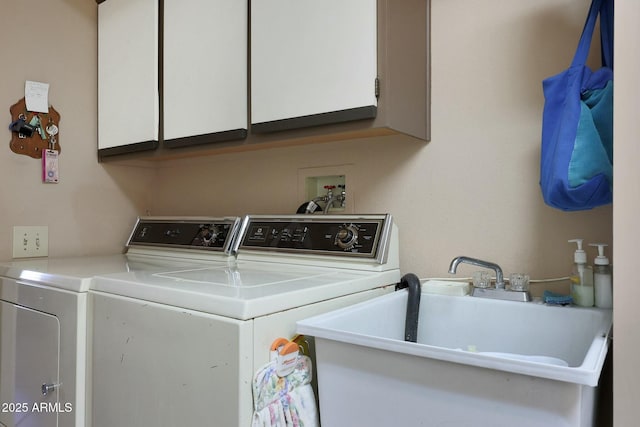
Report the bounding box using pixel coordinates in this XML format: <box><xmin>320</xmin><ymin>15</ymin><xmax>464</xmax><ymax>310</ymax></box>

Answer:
<box><xmin>98</xmin><ymin>0</ymin><xmax>159</xmax><ymax>153</ymax></box>
<box><xmin>0</xmin><ymin>302</ymin><xmax>60</xmax><ymax>427</ymax></box>
<box><xmin>163</xmin><ymin>0</ymin><xmax>248</xmax><ymax>147</ymax></box>
<box><xmin>251</xmin><ymin>0</ymin><xmax>378</xmax><ymax>131</ymax></box>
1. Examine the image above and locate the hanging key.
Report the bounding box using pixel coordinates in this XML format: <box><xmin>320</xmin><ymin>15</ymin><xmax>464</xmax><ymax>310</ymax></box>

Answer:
<box><xmin>46</xmin><ymin>122</ymin><xmax>58</xmax><ymax>149</ymax></box>
<box><xmin>31</xmin><ymin>115</ymin><xmax>47</xmax><ymax>139</ymax></box>
<box><xmin>9</xmin><ymin>113</ymin><xmax>35</xmax><ymax>138</ymax></box>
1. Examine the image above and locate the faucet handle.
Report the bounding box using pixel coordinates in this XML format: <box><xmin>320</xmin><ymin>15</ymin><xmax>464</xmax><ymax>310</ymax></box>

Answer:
<box><xmin>472</xmin><ymin>271</ymin><xmax>492</xmax><ymax>289</ymax></box>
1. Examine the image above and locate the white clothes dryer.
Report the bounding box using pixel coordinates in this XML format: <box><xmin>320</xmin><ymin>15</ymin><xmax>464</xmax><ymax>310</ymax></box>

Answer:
<box><xmin>0</xmin><ymin>217</ymin><xmax>240</xmax><ymax>427</ymax></box>
<box><xmin>89</xmin><ymin>214</ymin><xmax>400</xmax><ymax>427</ymax></box>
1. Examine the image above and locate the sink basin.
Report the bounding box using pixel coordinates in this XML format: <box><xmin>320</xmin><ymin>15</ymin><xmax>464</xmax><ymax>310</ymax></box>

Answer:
<box><xmin>297</xmin><ymin>291</ymin><xmax>612</xmax><ymax>427</ymax></box>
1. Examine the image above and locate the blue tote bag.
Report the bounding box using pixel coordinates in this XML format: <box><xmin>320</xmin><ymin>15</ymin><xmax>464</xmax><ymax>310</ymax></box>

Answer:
<box><xmin>540</xmin><ymin>0</ymin><xmax>613</xmax><ymax>211</ymax></box>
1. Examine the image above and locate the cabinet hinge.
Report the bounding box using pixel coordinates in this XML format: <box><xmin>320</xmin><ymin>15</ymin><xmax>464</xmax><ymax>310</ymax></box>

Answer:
<box><xmin>375</xmin><ymin>77</ymin><xmax>380</xmax><ymax>99</ymax></box>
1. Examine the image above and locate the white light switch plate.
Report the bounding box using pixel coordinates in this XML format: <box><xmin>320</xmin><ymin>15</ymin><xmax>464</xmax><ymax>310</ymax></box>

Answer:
<box><xmin>12</xmin><ymin>226</ymin><xmax>49</xmax><ymax>258</ymax></box>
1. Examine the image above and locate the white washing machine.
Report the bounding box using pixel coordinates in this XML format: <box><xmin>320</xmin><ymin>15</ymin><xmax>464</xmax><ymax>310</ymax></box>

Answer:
<box><xmin>89</xmin><ymin>214</ymin><xmax>400</xmax><ymax>427</ymax></box>
<box><xmin>0</xmin><ymin>217</ymin><xmax>240</xmax><ymax>427</ymax></box>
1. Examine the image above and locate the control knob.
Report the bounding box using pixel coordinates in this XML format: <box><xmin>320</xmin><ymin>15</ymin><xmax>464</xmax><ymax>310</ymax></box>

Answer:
<box><xmin>335</xmin><ymin>224</ymin><xmax>359</xmax><ymax>250</ymax></box>
<box><xmin>198</xmin><ymin>225</ymin><xmax>219</xmax><ymax>246</ymax></box>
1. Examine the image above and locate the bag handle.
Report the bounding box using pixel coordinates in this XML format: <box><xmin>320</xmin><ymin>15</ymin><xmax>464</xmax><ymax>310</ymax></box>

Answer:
<box><xmin>571</xmin><ymin>0</ymin><xmax>604</xmax><ymax>67</ymax></box>
<box><xmin>599</xmin><ymin>0</ymin><xmax>614</xmax><ymax>69</ymax></box>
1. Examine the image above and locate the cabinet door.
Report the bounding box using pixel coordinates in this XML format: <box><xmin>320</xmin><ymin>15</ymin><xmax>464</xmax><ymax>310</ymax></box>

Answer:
<box><xmin>98</xmin><ymin>0</ymin><xmax>159</xmax><ymax>157</ymax></box>
<box><xmin>251</xmin><ymin>0</ymin><xmax>378</xmax><ymax>133</ymax></box>
<box><xmin>0</xmin><ymin>302</ymin><xmax>60</xmax><ymax>427</ymax></box>
<box><xmin>163</xmin><ymin>0</ymin><xmax>248</xmax><ymax>148</ymax></box>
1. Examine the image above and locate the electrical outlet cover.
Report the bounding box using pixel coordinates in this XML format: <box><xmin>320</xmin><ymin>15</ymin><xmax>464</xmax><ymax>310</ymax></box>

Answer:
<box><xmin>12</xmin><ymin>226</ymin><xmax>49</xmax><ymax>258</ymax></box>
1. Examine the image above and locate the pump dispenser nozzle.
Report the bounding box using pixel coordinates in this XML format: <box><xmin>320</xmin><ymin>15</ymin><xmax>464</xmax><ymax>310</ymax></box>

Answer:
<box><xmin>589</xmin><ymin>243</ymin><xmax>613</xmax><ymax>308</ymax></box>
<box><xmin>569</xmin><ymin>238</ymin><xmax>594</xmax><ymax>307</ymax></box>
<box><xmin>568</xmin><ymin>239</ymin><xmax>587</xmax><ymax>264</ymax></box>
<box><xmin>589</xmin><ymin>243</ymin><xmax>610</xmax><ymax>265</ymax></box>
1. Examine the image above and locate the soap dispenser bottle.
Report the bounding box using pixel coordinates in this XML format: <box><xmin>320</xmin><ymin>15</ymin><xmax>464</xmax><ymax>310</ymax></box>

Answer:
<box><xmin>569</xmin><ymin>239</ymin><xmax>594</xmax><ymax>307</ymax></box>
<box><xmin>589</xmin><ymin>243</ymin><xmax>613</xmax><ymax>308</ymax></box>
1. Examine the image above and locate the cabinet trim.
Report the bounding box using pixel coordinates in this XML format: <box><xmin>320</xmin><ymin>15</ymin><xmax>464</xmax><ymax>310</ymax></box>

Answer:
<box><xmin>164</xmin><ymin>129</ymin><xmax>248</xmax><ymax>149</ymax></box>
<box><xmin>98</xmin><ymin>140</ymin><xmax>159</xmax><ymax>159</ymax></box>
<box><xmin>251</xmin><ymin>106</ymin><xmax>377</xmax><ymax>134</ymax></box>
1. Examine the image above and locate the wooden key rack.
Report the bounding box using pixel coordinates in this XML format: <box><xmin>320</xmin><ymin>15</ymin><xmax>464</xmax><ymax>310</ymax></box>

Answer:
<box><xmin>9</xmin><ymin>97</ymin><xmax>61</xmax><ymax>159</ymax></box>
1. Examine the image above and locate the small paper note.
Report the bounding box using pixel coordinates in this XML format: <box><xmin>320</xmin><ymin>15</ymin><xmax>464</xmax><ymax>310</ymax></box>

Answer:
<box><xmin>25</xmin><ymin>80</ymin><xmax>50</xmax><ymax>113</ymax></box>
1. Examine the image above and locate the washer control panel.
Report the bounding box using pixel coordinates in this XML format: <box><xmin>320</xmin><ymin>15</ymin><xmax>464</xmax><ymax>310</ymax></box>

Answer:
<box><xmin>238</xmin><ymin>215</ymin><xmax>391</xmax><ymax>259</ymax></box>
<box><xmin>127</xmin><ymin>217</ymin><xmax>239</xmax><ymax>252</ymax></box>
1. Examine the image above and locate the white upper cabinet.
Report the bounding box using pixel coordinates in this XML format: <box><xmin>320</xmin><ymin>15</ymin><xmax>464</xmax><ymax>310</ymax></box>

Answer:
<box><xmin>163</xmin><ymin>0</ymin><xmax>247</xmax><ymax>147</ymax></box>
<box><xmin>251</xmin><ymin>0</ymin><xmax>378</xmax><ymax>132</ymax></box>
<box><xmin>98</xmin><ymin>0</ymin><xmax>429</xmax><ymax>160</ymax></box>
<box><xmin>98</xmin><ymin>0</ymin><xmax>247</xmax><ymax>158</ymax></box>
<box><xmin>98</xmin><ymin>0</ymin><xmax>159</xmax><ymax>154</ymax></box>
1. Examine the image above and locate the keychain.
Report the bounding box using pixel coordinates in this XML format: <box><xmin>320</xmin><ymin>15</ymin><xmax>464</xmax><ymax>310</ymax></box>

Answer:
<box><xmin>46</xmin><ymin>120</ymin><xmax>58</xmax><ymax>149</ymax></box>
<box><xmin>9</xmin><ymin>97</ymin><xmax>62</xmax><ymax>160</ymax></box>
<box><xmin>43</xmin><ymin>118</ymin><xmax>60</xmax><ymax>183</ymax></box>
<box><xmin>9</xmin><ymin>113</ymin><xmax>35</xmax><ymax>138</ymax></box>
<box><xmin>42</xmin><ymin>149</ymin><xmax>59</xmax><ymax>183</ymax></box>
<box><xmin>30</xmin><ymin>114</ymin><xmax>47</xmax><ymax>140</ymax></box>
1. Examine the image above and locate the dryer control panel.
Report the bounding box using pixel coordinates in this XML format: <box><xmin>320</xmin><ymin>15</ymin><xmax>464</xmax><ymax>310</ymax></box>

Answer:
<box><xmin>237</xmin><ymin>214</ymin><xmax>393</xmax><ymax>260</ymax></box>
<box><xmin>126</xmin><ymin>217</ymin><xmax>240</xmax><ymax>252</ymax></box>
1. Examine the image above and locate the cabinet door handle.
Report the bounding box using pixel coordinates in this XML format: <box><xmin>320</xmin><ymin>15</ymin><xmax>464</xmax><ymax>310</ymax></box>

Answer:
<box><xmin>41</xmin><ymin>383</ymin><xmax>61</xmax><ymax>396</ymax></box>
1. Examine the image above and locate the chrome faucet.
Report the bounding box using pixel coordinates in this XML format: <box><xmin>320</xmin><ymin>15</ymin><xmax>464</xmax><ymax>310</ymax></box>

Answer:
<box><xmin>448</xmin><ymin>256</ymin><xmax>505</xmax><ymax>290</ymax></box>
<box><xmin>448</xmin><ymin>256</ymin><xmax>531</xmax><ymax>302</ymax></box>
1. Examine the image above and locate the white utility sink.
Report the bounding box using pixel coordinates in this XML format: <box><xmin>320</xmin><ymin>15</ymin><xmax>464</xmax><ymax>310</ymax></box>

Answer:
<box><xmin>297</xmin><ymin>290</ymin><xmax>612</xmax><ymax>427</ymax></box>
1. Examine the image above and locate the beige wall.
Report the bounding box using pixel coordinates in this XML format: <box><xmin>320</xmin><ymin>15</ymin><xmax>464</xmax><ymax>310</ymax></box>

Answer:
<box><xmin>3</xmin><ymin>0</ymin><xmax>633</xmax><ymax>424</ymax></box>
<box><xmin>153</xmin><ymin>0</ymin><xmax>612</xmax><ymax>291</ymax></box>
<box><xmin>0</xmin><ymin>0</ymin><xmax>155</xmax><ymax>260</ymax></box>
<box><xmin>0</xmin><ymin>0</ymin><xmax>612</xmax><ymax>280</ymax></box>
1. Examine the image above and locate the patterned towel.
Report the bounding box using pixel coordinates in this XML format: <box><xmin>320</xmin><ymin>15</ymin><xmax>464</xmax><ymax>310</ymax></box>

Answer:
<box><xmin>252</xmin><ymin>355</ymin><xmax>319</xmax><ymax>427</ymax></box>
